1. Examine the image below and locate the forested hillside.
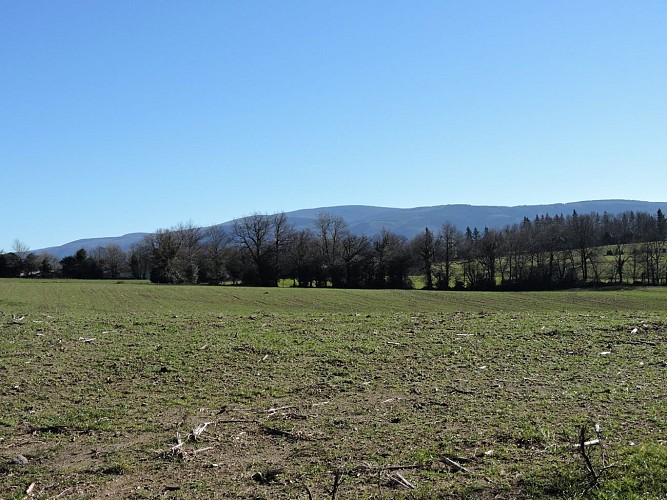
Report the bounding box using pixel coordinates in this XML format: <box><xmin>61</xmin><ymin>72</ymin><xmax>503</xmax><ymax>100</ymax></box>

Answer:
<box><xmin>2</xmin><ymin>208</ymin><xmax>666</xmax><ymax>290</ymax></box>
<box><xmin>31</xmin><ymin>200</ymin><xmax>667</xmax><ymax>259</ymax></box>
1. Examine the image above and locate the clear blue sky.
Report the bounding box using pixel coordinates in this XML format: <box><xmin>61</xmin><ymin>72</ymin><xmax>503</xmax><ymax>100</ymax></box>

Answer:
<box><xmin>2</xmin><ymin>1</ymin><xmax>666</xmax><ymax>251</ymax></box>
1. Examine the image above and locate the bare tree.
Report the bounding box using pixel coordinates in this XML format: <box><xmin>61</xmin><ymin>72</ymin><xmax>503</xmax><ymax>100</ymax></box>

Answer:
<box><xmin>341</xmin><ymin>233</ymin><xmax>371</xmax><ymax>288</ymax></box>
<box><xmin>12</xmin><ymin>239</ymin><xmax>30</xmax><ymax>259</ymax></box>
<box><xmin>411</xmin><ymin>228</ymin><xmax>438</xmax><ymax>289</ymax></box>
<box><xmin>372</xmin><ymin>229</ymin><xmax>412</xmax><ymax>288</ymax></box>
<box><xmin>147</xmin><ymin>228</ymin><xmax>183</xmax><ymax>283</ymax></box>
<box><xmin>568</xmin><ymin>211</ymin><xmax>595</xmax><ymax>283</ymax></box>
<box><xmin>174</xmin><ymin>221</ymin><xmax>203</xmax><ymax>284</ymax></box>
<box><xmin>234</xmin><ymin>213</ymin><xmax>273</xmax><ymax>286</ymax></box>
<box><xmin>611</xmin><ymin>244</ymin><xmax>629</xmax><ymax>284</ymax></box>
<box><xmin>204</xmin><ymin>225</ymin><xmax>232</xmax><ymax>283</ymax></box>
<box><xmin>102</xmin><ymin>244</ymin><xmax>126</xmax><ymax>279</ymax></box>
<box><xmin>271</xmin><ymin>212</ymin><xmax>294</xmax><ymax>285</ymax></box>
<box><xmin>644</xmin><ymin>239</ymin><xmax>666</xmax><ymax>285</ymax></box>
<box><xmin>436</xmin><ymin>223</ymin><xmax>461</xmax><ymax>289</ymax></box>
<box><xmin>9</xmin><ymin>240</ymin><xmax>31</xmax><ymax>277</ymax></box>
<box><xmin>129</xmin><ymin>241</ymin><xmax>152</xmax><ymax>279</ymax></box>
<box><xmin>315</xmin><ymin>213</ymin><xmax>348</xmax><ymax>287</ymax></box>
<box><xmin>478</xmin><ymin>227</ymin><xmax>501</xmax><ymax>288</ymax></box>
<box><xmin>287</xmin><ymin>229</ymin><xmax>318</xmax><ymax>287</ymax></box>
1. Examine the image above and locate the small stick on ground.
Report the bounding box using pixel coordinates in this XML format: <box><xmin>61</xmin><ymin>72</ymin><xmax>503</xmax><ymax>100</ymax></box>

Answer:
<box><xmin>389</xmin><ymin>472</ymin><xmax>415</xmax><ymax>489</ymax></box>
<box><xmin>572</xmin><ymin>439</ymin><xmax>600</xmax><ymax>448</ymax></box>
<box><xmin>191</xmin><ymin>421</ymin><xmax>213</xmax><ymax>441</ymax></box>
<box><xmin>577</xmin><ymin>425</ymin><xmax>598</xmax><ymax>486</ymax></box>
<box><xmin>11</xmin><ymin>315</ymin><xmax>26</xmax><ymax>324</ymax></box>
<box><xmin>266</xmin><ymin>405</ymin><xmax>296</xmax><ymax>414</ymax></box>
<box><xmin>192</xmin><ymin>446</ymin><xmax>214</xmax><ymax>456</ymax></box>
<box><xmin>261</xmin><ymin>425</ymin><xmax>302</xmax><ymax>440</ymax></box>
<box><xmin>51</xmin><ymin>486</ymin><xmax>74</xmax><ymax>499</ymax></box>
<box><xmin>331</xmin><ymin>469</ymin><xmax>344</xmax><ymax>500</ymax></box>
<box><xmin>357</xmin><ymin>462</ymin><xmax>423</xmax><ymax>472</ymax></box>
<box><xmin>215</xmin><ymin>418</ymin><xmax>261</xmax><ymax>424</ymax></box>
<box><xmin>445</xmin><ymin>386</ymin><xmax>474</xmax><ymax>395</ymax></box>
<box><xmin>166</xmin><ymin>432</ymin><xmax>187</xmax><ymax>459</ymax></box>
<box><xmin>443</xmin><ymin>456</ymin><xmax>471</xmax><ymax>473</ymax></box>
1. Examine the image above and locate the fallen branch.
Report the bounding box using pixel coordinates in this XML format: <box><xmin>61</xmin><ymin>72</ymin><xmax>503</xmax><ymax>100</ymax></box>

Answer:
<box><xmin>330</xmin><ymin>469</ymin><xmax>344</xmax><ymax>500</ymax></box>
<box><xmin>445</xmin><ymin>386</ymin><xmax>474</xmax><ymax>395</ymax></box>
<box><xmin>618</xmin><ymin>339</ymin><xmax>657</xmax><ymax>347</ymax></box>
<box><xmin>572</xmin><ymin>439</ymin><xmax>600</xmax><ymax>448</ymax></box>
<box><xmin>1</xmin><ymin>439</ymin><xmax>47</xmax><ymax>449</ymax></box>
<box><xmin>356</xmin><ymin>462</ymin><xmax>422</xmax><ymax>472</ymax></box>
<box><xmin>51</xmin><ymin>486</ymin><xmax>74</xmax><ymax>499</ymax></box>
<box><xmin>191</xmin><ymin>421</ymin><xmax>213</xmax><ymax>441</ymax></box>
<box><xmin>443</xmin><ymin>456</ymin><xmax>471</xmax><ymax>473</ymax></box>
<box><xmin>577</xmin><ymin>426</ymin><xmax>599</xmax><ymax>486</ymax></box>
<box><xmin>170</xmin><ymin>432</ymin><xmax>186</xmax><ymax>457</ymax></box>
<box><xmin>574</xmin><ymin>424</ymin><xmax>616</xmax><ymax>490</ymax></box>
<box><xmin>215</xmin><ymin>419</ymin><xmax>261</xmax><ymax>425</ymax></box>
<box><xmin>11</xmin><ymin>315</ymin><xmax>26</xmax><ymax>324</ymax></box>
<box><xmin>163</xmin><ymin>430</ymin><xmax>216</xmax><ymax>460</ymax></box>
<box><xmin>266</xmin><ymin>405</ymin><xmax>296</xmax><ymax>414</ymax></box>
<box><xmin>192</xmin><ymin>446</ymin><xmax>214</xmax><ymax>456</ymax></box>
<box><xmin>389</xmin><ymin>472</ymin><xmax>415</xmax><ymax>489</ymax></box>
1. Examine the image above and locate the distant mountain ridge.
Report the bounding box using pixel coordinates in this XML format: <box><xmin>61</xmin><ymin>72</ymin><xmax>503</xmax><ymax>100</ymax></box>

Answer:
<box><xmin>37</xmin><ymin>200</ymin><xmax>666</xmax><ymax>258</ymax></box>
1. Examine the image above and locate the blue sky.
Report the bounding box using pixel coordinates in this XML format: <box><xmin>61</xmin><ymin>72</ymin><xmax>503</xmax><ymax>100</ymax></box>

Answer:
<box><xmin>2</xmin><ymin>1</ymin><xmax>666</xmax><ymax>251</ymax></box>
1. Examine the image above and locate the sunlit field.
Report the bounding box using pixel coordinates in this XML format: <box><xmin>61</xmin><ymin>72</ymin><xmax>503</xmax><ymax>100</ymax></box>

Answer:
<box><xmin>1</xmin><ymin>280</ymin><xmax>665</xmax><ymax>498</ymax></box>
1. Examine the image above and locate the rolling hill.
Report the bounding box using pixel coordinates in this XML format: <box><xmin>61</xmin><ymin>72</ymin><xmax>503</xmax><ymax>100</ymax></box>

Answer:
<box><xmin>37</xmin><ymin>199</ymin><xmax>665</xmax><ymax>258</ymax></box>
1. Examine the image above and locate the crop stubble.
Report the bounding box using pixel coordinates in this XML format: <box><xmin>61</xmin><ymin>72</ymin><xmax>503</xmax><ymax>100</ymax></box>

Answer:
<box><xmin>0</xmin><ymin>281</ymin><xmax>665</xmax><ymax>498</ymax></box>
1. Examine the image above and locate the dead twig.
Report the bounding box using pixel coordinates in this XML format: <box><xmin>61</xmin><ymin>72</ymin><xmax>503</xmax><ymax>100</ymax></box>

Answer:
<box><xmin>266</xmin><ymin>405</ymin><xmax>296</xmax><ymax>414</ymax></box>
<box><xmin>50</xmin><ymin>486</ymin><xmax>74</xmax><ymax>499</ymax></box>
<box><xmin>330</xmin><ymin>469</ymin><xmax>344</xmax><ymax>500</ymax></box>
<box><xmin>445</xmin><ymin>386</ymin><xmax>474</xmax><ymax>395</ymax></box>
<box><xmin>191</xmin><ymin>421</ymin><xmax>213</xmax><ymax>441</ymax></box>
<box><xmin>192</xmin><ymin>446</ymin><xmax>214</xmax><ymax>456</ymax></box>
<box><xmin>595</xmin><ymin>423</ymin><xmax>609</xmax><ymax>469</ymax></box>
<box><xmin>575</xmin><ymin>424</ymin><xmax>616</xmax><ymax>490</ymax></box>
<box><xmin>11</xmin><ymin>314</ymin><xmax>26</xmax><ymax>324</ymax></box>
<box><xmin>1</xmin><ymin>439</ymin><xmax>47</xmax><ymax>449</ymax></box>
<box><xmin>357</xmin><ymin>462</ymin><xmax>423</xmax><ymax>472</ymax></box>
<box><xmin>572</xmin><ymin>439</ymin><xmax>600</xmax><ymax>448</ymax></box>
<box><xmin>389</xmin><ymin>472</ymin><xmax>415</xmax><ymax>489</ymax></box>
<box><xmin>261</xmin><ymin>424</ymin><xmax>312</xmax><ymax>441</ymax></box>
<box><xmin>215</xmin><ymin>418</ymin><xmax>261</xmax><ymax>425</ymax></box>
<box><xmin>170</xmin><ymin>432</ymin><xmax>186</xmax><ymax>457</ymax></box>
<box><xmin>164</xmin><ymin>431</ymin><xmax>214</xmax><ymax>460</ymax></box>
<box><xmin>443</xmin><ymin>456</ymin><xmax>471</xmax><ymax>473</ymax></box>
<box><xmin>577</xmin><ymin>426</ymin><xmax>599</xmax><ymax>486</ymax></box>
<box><xmin>619</xmin><ymin>340</ymin><xmax>657</xmax><ymax>346</ymax></box>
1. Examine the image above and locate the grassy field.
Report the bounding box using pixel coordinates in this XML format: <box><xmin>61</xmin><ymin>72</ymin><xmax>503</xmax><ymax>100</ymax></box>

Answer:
<box><xmin>0</xmin><ymin>280</ymin><xmax>665</xmax><ymax>498</ymax></box>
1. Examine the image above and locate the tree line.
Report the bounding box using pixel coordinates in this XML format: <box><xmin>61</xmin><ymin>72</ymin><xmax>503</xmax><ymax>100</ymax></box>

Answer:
<box><xmin>2</xmin><ymin>209</ymin><xmax>666</xmax><ymax>289</ymax></box>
